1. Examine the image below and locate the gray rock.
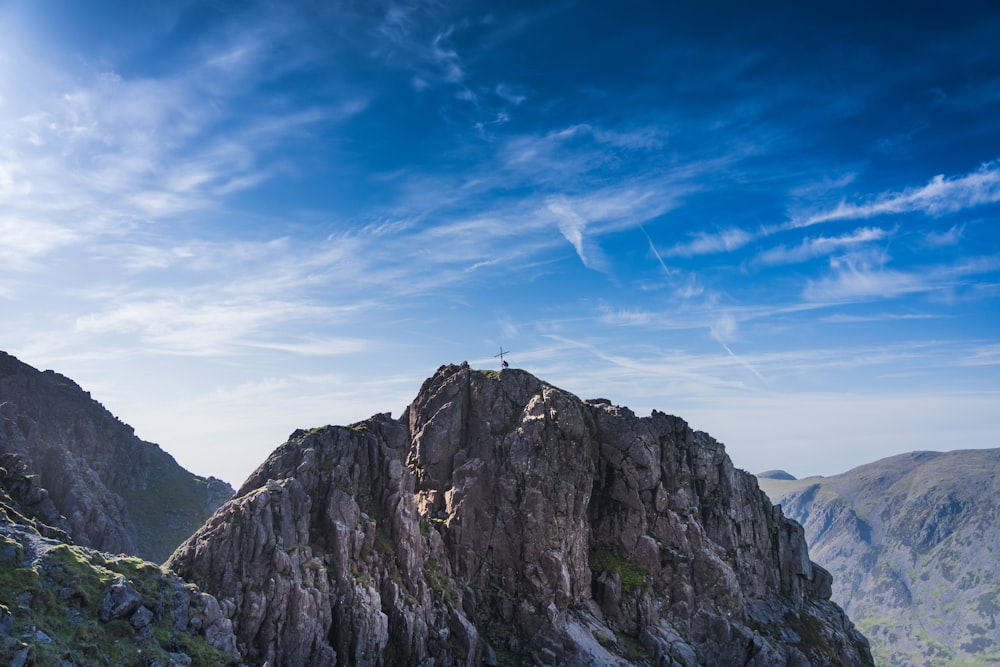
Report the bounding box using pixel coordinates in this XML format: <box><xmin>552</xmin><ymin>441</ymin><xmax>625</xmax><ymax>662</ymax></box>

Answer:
<box><xmin>99</xmin><ymin>576</ymin><xmax>142</xmax><ymax>622</ymax></box>
<box><xmin>130</xmin><ymin>604</ymin><xmax>154</xmax><ymax>629</ymax></box>
<box><xmin>0</xmin><ymin>604</ymin><xmax>12</xmax><ymax>635</ymax></box>
<box><xmin>169</xmin><ymin>363</ymin><xmax>873</xmax><ymax>666</ymax></box>
<box><xmin>10</xmin><ymin>646</ymin><xmax>29</xmax><ymax>667</ymax></box>
<box><xmin>167</xmin><ymin>652</ymin><xmax>193</xmax><ymax>666</ymax></box>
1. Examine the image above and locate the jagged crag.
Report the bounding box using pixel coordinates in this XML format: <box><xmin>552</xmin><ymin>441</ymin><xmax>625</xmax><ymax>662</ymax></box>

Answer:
<box><xmin>169</xmin><ymin>363</ymin><xmax>872</xmax><ymax>666</ymax></box>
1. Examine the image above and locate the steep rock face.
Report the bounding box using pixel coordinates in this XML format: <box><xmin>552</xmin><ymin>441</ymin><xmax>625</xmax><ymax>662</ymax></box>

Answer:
<box><xmin>0</xmin><ymin>351</ymin><xmax>234</xmax><ymax>562</ymax></box>
<box><xmin>170</xmin><ymin>363</ymin><xmax>872</xmax><ymax>666</ymax></box>
<box><xmin>759</xmin><ymin>449</ymin><xmax>1000</xmax><ymax>666</ymax></box>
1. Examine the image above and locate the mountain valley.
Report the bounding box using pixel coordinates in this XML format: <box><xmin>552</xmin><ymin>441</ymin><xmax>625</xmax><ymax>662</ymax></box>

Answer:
<box><xmin>758</xmin><ymin>450</ymin><xmax>1000</xmax><ymax>666</ymax></box>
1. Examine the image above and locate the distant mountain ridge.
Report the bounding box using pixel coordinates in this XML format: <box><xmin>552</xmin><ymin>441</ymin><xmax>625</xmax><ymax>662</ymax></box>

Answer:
<box><xmin>0</xmin><ymin>350</ymin><xmax>233</xmax><ymax>562</ymax></box>
<box><xmin>758</xmin><ymin>449</ymin><xmax>1000</xmax><ymax>666</ymax></box>
<box><xmin>757</xmin><ymin>470</ymin><xmax>797</xmax><ymax>481</ymax></box>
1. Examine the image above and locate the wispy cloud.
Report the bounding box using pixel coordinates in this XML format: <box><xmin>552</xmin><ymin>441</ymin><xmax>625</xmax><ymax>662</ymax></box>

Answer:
<box><xmin>639</xmin><ymin>225</ymin><xmax>675</xmax><ymax>275</ymax></box>
<box><xmin>804</xmin><ymin>251</ymin><xmax>1000</xmax><ymax>303</ymax></box>
<box><xmin>922</xmin><ymin>224</ymin><xmax>965</xmax><ymax>248</ymax></box>
<box><xmin>0</xmin><ymin>219</ymin><xmax>79</xmax><ymax>270</ymax></box>
<box><xmin>72</xmin><ymin>295</ymin><xmax>334</xmax><ymax>357</ymax></box>
<box><xmin>540</xmin><ymin>333</ymin><xmax>756</xmax><ymax>394</ymax></box>
<box><xmin>821</xmin><ymin>312</ymin><xmax>941</xmax><ymax>324</ymax></box>
<box><xmin>710</xmin><ymin>311</ymin><xmax>766</xmax><ymax>384</ymax></box>
<box><xmin>959</xmin><ymin>343</ymin><xmax>1000</xmax><ymax>367</ymax></box>
<box><xmin>431</xmin><ymin>28</ymin><xmax>464</xmax><ymax>83</ymax></box>
<box><xmin>498</xmin><ymin>123</ymin><xmax>675</xmax><ymax>185</ymax></box>
<box><xmin>756</xmin><ymin>226</ymin><xmax>894</xmax><ymax>265</ymax></box>
<box><xmin>533</xmin><ymin>333</ymin><xmax>973</xmax><ymax>416</ymax></box>
<box><xmin>0</xmin><ymin>11</ymin><xmax>367</xmax><ymax>261</ymax></box>
<box><xmin>549</xmin><ymin>123</ymin><xmax>666</xmax><ymax>151</ymax></box>
<box><xmin>368</xmin><ymin>2</ymin><xmax>476</xmax><ymax>92</ymax></box>
<box><xmin>242</xmin><ymin>337</ymin><xmax>369</xmax><ymax>356</ymax></box>
<box><xmin>548</xmin><ymin>196</ymin><xmax>599</xmax><ymax>269</ymax></box>
<box><xmin>495</xmin><ymin>83</ymin><xmax>527</xmax><ymax>106</ymax></box>
<box><xmin>787</xmin><ymin>161</ymin><xmax>1000</xmax><ymax>229</ymax></box>
<box><xmin>664</xmin><ymin>227</ymin><xmax>754</xmax><ymax>257</ymax></box>
<box><xmin>804</xmin><ymin>254</ymin><xmax>928</xmax><ymax>303</ymax></box>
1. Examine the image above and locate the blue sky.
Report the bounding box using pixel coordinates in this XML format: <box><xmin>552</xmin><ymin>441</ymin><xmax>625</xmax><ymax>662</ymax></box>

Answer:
<box><xmin>2</xmin><ymin>0</ymin><xmax>999</xmax><ymax>486</ymax></box>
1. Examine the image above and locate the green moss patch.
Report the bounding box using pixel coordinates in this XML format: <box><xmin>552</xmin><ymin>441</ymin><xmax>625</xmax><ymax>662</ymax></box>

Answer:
<box><xmin>0</xmin><ymin>534</ymin><xmax>237</xmax><ymax>665</ymax></box>
<box><xmin>589</xmin><ymin>547</ymin><xmax>651</xmax><ymax>593</ymax></box>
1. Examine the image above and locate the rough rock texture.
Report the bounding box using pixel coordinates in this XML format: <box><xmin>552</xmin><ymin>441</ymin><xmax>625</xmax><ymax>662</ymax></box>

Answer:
<box><xmin>0</xmin><ymin>497</ymin><xmax>240</xmax><ymax>664</ymax></box>
<box><xmin>171</xmin><ymin>364</ymin><xmax>871</xmax><ymax>666</ymax></box>
<box><xmin>758</xmin><ymin>449</ymin><xmax>1000</xmax><ymax>666</ymax></box>
<box><xmin>0</xmin><ymin>351</ymin><xmax>234</xmax><ymax>562</ymax></box>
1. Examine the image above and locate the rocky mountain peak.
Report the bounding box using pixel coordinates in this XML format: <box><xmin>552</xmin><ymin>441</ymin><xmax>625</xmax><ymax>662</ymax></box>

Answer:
<box><xmin>170</xmin><ymin>363</ymin><xmax>872</xmax><ymax>665</ymax></box>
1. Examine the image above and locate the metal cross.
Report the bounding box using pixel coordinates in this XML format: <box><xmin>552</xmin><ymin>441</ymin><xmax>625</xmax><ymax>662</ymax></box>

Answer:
<box><xmin>493</xmin><ymin>347</ymin><xmax>511</xmax><ymax>368</ymax></box>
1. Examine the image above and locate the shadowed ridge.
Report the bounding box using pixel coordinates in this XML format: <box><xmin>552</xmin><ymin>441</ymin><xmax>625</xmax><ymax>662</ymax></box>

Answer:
<box><xmin>0</xmin><ymin>349</ymin><xmax>234</xmax><ymax>562</ymax></box>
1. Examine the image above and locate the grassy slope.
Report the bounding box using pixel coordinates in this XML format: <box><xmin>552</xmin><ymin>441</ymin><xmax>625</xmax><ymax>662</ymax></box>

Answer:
<box><xmin>1</xmin><ymin>487</ymin><xmax>238</xmax><ymax>665</ymax></box>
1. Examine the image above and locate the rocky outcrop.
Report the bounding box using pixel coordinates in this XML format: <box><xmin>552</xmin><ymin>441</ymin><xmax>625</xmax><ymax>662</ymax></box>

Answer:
<box><xmin>759</xmin><ymin>449</ymin><xmax>1000</xmax><ymax>666</ymax></box>
<box><xmin>170</xmin><ymin>363</ymin><xmax>872</xmax><ymax>665</ymax></box>
<box><xmin>0</xmin><ymin>501</ymin><xmax>240</xmax><ymax>665</ymax></box>
<box><xmin>0</xmin><ymin>351</ymin><xmax>234</xmax><ymax>562</ymax></box>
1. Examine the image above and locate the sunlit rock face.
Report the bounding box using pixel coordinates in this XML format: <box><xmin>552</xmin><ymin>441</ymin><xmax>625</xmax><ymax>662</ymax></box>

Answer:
<box><xmin>170</xmin><ymin>362</ymin><xmax>873</xmax><ymax>666</ymax></box>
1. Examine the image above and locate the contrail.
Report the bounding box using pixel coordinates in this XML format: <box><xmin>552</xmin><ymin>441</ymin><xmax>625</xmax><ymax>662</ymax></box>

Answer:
<box><xmin>719</xmin><ymin>340</ymin><xmax>767</xmax><ymax>384</ymax></box>
<box><xmin>639</xmin><ymin>224</ymin><xmax>675</xmax><ymax>275</ymax></box>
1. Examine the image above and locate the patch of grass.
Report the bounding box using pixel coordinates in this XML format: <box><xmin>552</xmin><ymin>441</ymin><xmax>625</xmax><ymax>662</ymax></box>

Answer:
<box><xmin>113</xmin><ymin>451</ymin><xmax>224</xmax><ymax>563</ymax></box>
<box><xmin>784</xmin><ymin>610</ymin><xmax>847</xmax><ymax>665</ymax></box>
<box><xmin>0</xmin><ymin>536</ymin><xmax>238</xmax><ymax>665</ymax></box>
<box><xmin>593</xmin><ymin>629</ymin><xmax>615</xmax><ymax>649</ymax></box>
<box><xmin>357</xmin><ymin>572</ymin><xmax>373</xmax><ymax>586</ymax></box>
<box><xmin>1</xmin><ymin>533</ymin><xmax>24</xmax><ymax>562</ymax></box>
<box><xmin>949</xmin><ymin>656</ymin><xmax>1000</xmax><ymax>667</ymax></box>
<box><xmin>589</xmin><ymin>547</ymin><xmax>651</xmax><ymax>593</ymax></box>
<box><xmin>375</xmin><ymin>526</ymin><xmax>395</xmax><ymax>557</ymax></box>
<box><xmin>616</xmin><ymin>631</ymin><xmax>650</xmax><ymax>662</ymax></box>
<box><xmin>423</xmin><ymin>559</ymin><xmax>456</xmax><ymax>605</ymax></box>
